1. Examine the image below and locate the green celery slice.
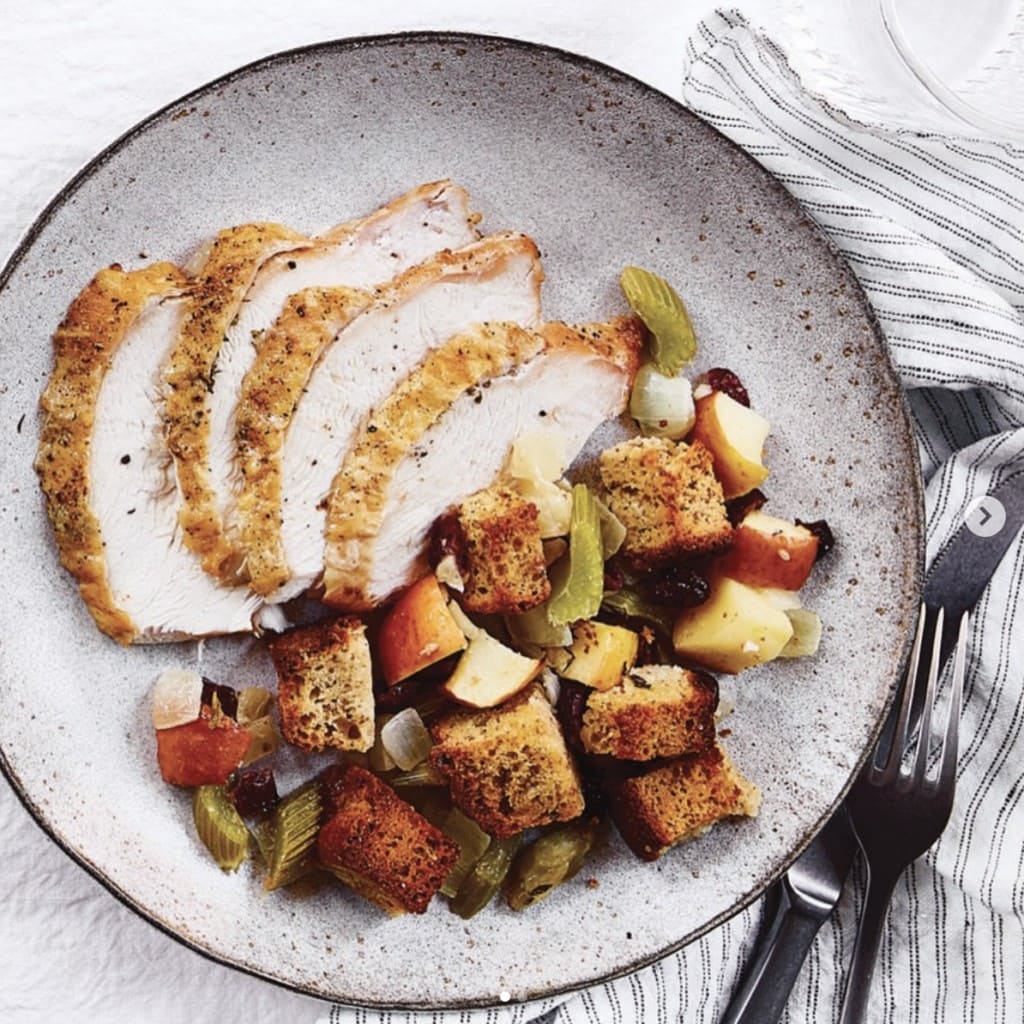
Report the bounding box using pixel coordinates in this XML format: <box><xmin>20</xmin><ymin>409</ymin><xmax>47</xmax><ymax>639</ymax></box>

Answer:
<box><xmin>505</xmin><ymin>821</ymin><xmax>598</xmax><ymax>911</ymax></box>
<box><xmin>600</xmin><ymin>588</ymin><xmax>677</xmax><ymax>640</ymax></box>
<box><xmin>620</xmin><ymin>266</ymin><xmax>697</xmax><ymax>375</ymax></box>
<box><xmin>450</xmin><ymin>835</ymin><xmax>523</xmax><ymax>919</ymax></box>
<box><xmin>193</xmin><ymin>785</ymin><xmax>250</xmax><ymax>872</ymax></box>
<box><xmin>263</xmin><ymin>781</ymin><xmax>322</xmax><ymax>891</ymax></box>
<box><xmin>547</xmin><ymin>485</ymin><xmax>605</xmax><ymax>627</ymax></box>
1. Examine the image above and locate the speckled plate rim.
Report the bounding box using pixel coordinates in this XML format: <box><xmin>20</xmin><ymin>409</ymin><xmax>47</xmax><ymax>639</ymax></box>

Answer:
<box><xmin>0</xmin><ymin>30</ymin><xmax>924</xmax><ymax>1012</ymax></box>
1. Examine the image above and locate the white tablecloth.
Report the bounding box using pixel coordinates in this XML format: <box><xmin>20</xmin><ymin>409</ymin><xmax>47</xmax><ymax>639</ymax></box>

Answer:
<box><xmin>3</xmin><ymin>3</ymin><xmax>1019</xmax><ymax>1022</ymax></box>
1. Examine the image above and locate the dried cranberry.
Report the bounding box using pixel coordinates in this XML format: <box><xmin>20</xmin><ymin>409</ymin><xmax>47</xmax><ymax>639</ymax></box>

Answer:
<box><xmin>603</xmin><ymin>567</ymin><xmax>625</xmax><ymax>592</ymax></box>
<box><xmin>644</xmin><ymin>564</ymin><xmax>710</xmax><ymax>608</ymax></box>
<box><xmin>726</xmin><ymin>488</ymin><xmax>767</xmax><ymax>526</ymax></box>
<box><xmin>227</xmin><ymin>766</ymin><xmax>278</xmax><ymax>818</ymax></box>
<box><xmin>428</xmin><ymin>511</ymin><xmax>469</xmax><ymax>577</ymax></box>
<box><xmin>705</xmin><ymin>367</ymin><xmax>750</xmax><ymax>407</ymax></box>
<box><xmin>201</xmin><ymin>678</ymin><xmax>238</xmax><ymax>719</ymax></box>
<box><xmin>796</xmin><ymin>518</ymin><xmax>836</xmax><ymax>561</ymax></box>
<box><xmin>556</xmin><ymin>679</ymin><xmax>590</xmax><ymax>754</ymax></box>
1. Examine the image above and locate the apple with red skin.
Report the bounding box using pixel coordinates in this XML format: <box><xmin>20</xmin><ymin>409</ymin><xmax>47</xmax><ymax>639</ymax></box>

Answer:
<box><xmin>156</xmin><ymin>709</ymin><xmax>251</xmax><ymax>787</ymax></box>
<box><xmin>717</xmin><ymin>510</ymin><xmax>820</xmax><ymax>591</ymax></box>
<box><xmin>377</xmin><ymin>574</ymin><xmax>468</xmax><ymax>686</ymax></box>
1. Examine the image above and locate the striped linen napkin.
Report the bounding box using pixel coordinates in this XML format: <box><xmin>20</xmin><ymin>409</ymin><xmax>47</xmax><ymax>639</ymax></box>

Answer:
<box><xmin>325</xmin><ymin>8</ymin><xmax>1024</xmax><ymax>1023</ymax></box>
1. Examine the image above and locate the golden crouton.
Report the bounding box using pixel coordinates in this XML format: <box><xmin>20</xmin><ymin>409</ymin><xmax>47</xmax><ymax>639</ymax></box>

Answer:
<box><xmin>598</xmin><ymin>437</ymin><xmax>732</xmax><ymax>569</ymax></box>
<box><xmin>429</xmin><ymin>685</ymin><xmax>584</xmax><ymax>837</ymax></box>
<box><xmin>456</xmin><ymin>485</ymin><xmax>551</xmax><ymax>614</ymax></box>
<box><xmin>580</xmin><ymin>664</ymin><xmax>718</xmax><ymax>760</ymax></box>
<box><xmin>317</xmin><ymin>764</ymin><xmax>460</xmax><ymax>915</ymax></box>
<box><xmin>606</xmin><ymin>744</ymin><xmax>760</xmax><ymax>861</ymax></box>
<box><xmin>266</xmin><ymin>617</ymin><xmax>374</xmax><ymax>753</ymax></box>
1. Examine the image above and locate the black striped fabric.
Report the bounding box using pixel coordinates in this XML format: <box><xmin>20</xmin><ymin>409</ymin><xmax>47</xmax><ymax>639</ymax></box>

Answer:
<box><xmin>326</xmin><ymin>9</ymin><xmax>1024</xmax><ymax>1023</ymax></box>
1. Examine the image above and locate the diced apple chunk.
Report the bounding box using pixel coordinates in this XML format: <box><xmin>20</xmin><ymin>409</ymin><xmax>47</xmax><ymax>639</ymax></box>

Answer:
<box><xmin>377</xmin><ymin>575</ymin><xmax>468</xmax><ymax>686</ymax></box>
<box><xmin>690</xmin><ymin>391</ymin><xmax>770</xmax><ymax>498</ymax></box>
<box><xmin>560</xmin><ymin>621</ymin><xmax>640</xmax><ymax>691</ymax></box>
<box><xmin>442</xmin><ymin>632</ymin><xmax>543</xmax><ymax>708</ymax></box>
<box><xmin>672</xmin><ymin>576</ymin><xmax>794</xmax><ymax>674</ymax></box>
<box><xmin>717</xmin><ymin>510</ymin><xmax>819</xmax><ymax>591</ymax></box>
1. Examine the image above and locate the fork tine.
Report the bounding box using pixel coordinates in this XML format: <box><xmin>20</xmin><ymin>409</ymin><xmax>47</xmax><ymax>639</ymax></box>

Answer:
<box><xmin>935</xmin><ymin>612</ymin><xmax>969</xmax><ymax>792</ymax></box>
<box><xmin>878</xmin><ymin>603</ymin><xmax>927</xmax><ymax>781</ymax></box>
<box><xmin>911</xmin><ymin>607</ymin><xmax>945</xmax><ymax>781</ymax></box>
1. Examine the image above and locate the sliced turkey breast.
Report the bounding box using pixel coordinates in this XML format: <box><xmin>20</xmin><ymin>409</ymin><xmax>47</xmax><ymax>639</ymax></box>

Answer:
<box><xmin>241</xmin><ymin>231</ymin><xmax>544</xmax><ymax>603</ymax></box>
<box><xmin>35</xmin><ymin>265</ymin><xmax>271</xmax><ymax>644</ymax></box>
<box><xmin>164</xmin><ymin>222</ymin><xmax>304</xmax><ymax>578</ymax></box>
<box><xmin>320</xmin><ymin>316</ymin><xmax>644</xmax><ymax>610</ymax></box>
<box><xmin>201</xmin><ymin>181</ymin><xmax>478</xmax><ymax>582</ymax></box>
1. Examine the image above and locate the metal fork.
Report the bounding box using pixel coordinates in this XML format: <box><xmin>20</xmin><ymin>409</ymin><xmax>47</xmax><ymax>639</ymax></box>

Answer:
<box><xmin>837</xmin><ymin>604</ymin><xmax>970</xmax><ymax>1024</ymax></box>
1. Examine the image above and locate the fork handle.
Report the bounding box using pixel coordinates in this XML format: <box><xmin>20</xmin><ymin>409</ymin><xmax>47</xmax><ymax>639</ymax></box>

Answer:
<box><xmin>837</xmin><ymin>867</ymin><xmax>901</xmax><ymax>1024</ymax></box>
<box><xmin>719</xmin><ymin>882</ymin><xmax>828</xmax><ymax>1024</ymax></box>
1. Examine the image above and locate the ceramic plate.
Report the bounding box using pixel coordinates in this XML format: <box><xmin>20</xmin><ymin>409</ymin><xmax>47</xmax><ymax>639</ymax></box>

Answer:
<box><xmin>0</xmin><ymin>33</ymin><xmax>922</xmax><ymax>1009</ymax></box>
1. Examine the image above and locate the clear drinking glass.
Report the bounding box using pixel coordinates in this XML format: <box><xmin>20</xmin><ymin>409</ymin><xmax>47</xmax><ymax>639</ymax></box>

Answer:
<box><xmin>879</xmin><ymin>0</ymin><xmax>1024</xmax><ymax>139</ymax></box>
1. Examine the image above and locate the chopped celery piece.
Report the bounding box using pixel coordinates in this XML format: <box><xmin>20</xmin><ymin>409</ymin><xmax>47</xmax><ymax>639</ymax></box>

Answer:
<box><xmin>388</xmin><ymin>762</ymin><xmax>445</xmax><ymax>787</ymax></box>
<box><xmin>779</xmin><ymin>609</ymin><xmax>823</xmax><ymax>658</ymax></box>
<box><xmin>263</xmin><ymin>782</ymin><xmax>322</xmax><ymax>891</ymax></box>
<box><xmin>505</xmin><ymin>821</ymin><xmax>598</xmax><ymax>910</ymax></box>
<box><xmin>629</xmin><ymin>362</ymin><xmax>696</xmax><ymax>440</ymax></box>
<box><xmin>450</xmin><ymin>834</ymin><xmax>523</xmax><ymax>919</ymax></box>
<box><xmin>547</xmin><ymin>486</ymin><xmax>604</xmax><ymax>626</ymax></box>
<box><xmin>439</xmin><ymin>808</ymin><xmax>492</xmax><ymax>898</ymax></box>
<box><xmin>620</xmin><ymin>266</ymin><xmax>697</xmax><ymax>375</ymax></box>
<box><xmin>593</xmin><ymin>493</ymin><xmax>627</xmax><ymax>559</ymax></box>
<box><xmin>601</xmin><ymin>588</ymin><xmax>677</xmax><ymax>639</ymax></box>
<box><xmin>193</xmin><ymin>785</ymin><xmax>249</xmax><ymax>872</ymax></box>
<box><xmin>505</xmin><ymin>600</ymin><xmax>572</xmax><ymax>650</ymax></box>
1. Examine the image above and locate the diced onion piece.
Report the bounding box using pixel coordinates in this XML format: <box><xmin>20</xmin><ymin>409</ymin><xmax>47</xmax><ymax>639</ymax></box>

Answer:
<box><xmin>381</xmin><ymin>708</ymin><xmax>433</xmax><ymax>771</ymax></box>
<box><xmin>540</xmin><ymin>667</ymin><xmax>561</xmax><ymax>706</ymax></box>
<box><xmin>754</xmin><ymin>587</ymin><xmax>804</xmax><ymax>612</ymax></box>
<box><xmin>151</xmin><ymin>668</ymin><xmax>204</xmax><ymax>730</ymax></box>
<box><xmin>629</xmin><ymin>363</ymin><xmax>696</xmax><ymax>440</ymax></box>
<box><xmin>447</xmin><ymin>600</ymin><xmax>481</xmax><ymax>640</ymax></box>
<box><xmin>515</xmin><ymin>476</ymin><xmax>572</xmax><ymax>538</ymax></box>
<box><xmin>545</xmin><ymin>646</ymin><xmax>574</xmax><ymax>674</ymax></box>
<box><xmin>368</xmin><ymin>716</ymin><xmax>396</xmax><ymax>773</ymax></box>
<box><xmin>435</xmin><ymin>553</ymin><xmax>465</xmax><ymax>592</ymax></box>
<box><xmin>508</xmin><ymin>430</ymin><xmax>567</xmax><ymax>482</ymax></box>
<box><xmin>715</xmin><ymin>677</ymin><xmax>737</xmax><ymax>721</ymax></box>
<box><xmin>780</xmin><ymin>609</ymin><xmax>823</xmax><ymax>658</ymax></box>
<box><xmin>236</xmin><ymin>686</ymin><xmax>274</xmax><ymax>726</ymax></box>
<box><xmin>241</xmin><ymin>715</ymin><xmax>279</xmax><ymax>765</ymax></box>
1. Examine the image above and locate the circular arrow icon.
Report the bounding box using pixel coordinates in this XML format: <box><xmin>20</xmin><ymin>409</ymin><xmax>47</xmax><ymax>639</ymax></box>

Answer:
<box><xmin>965</xmin><ymin>495</ymin><xmax>1007</xmax><ymax>538</ymax></box>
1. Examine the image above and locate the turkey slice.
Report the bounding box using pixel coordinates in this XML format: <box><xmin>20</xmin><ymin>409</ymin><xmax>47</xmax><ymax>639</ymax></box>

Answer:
<box><xmin>320</xmin><ymin>316</ymin><xmax>644</xmax><ymax>610</ymax></box>
<box><xmin>201</xmin><ymin>181</ymin><xmax>479</xmax><ymax>582</ymax></box>
<box><xmin>164</xmin><ymin>222</ymin><xmax>304</xmax><ymax>578</ymax></box>
<box><xmin>35</xmin><ymin>264</ymin><xmax>274</xmax><ymax>643</ymax></box>
<box><xmin>238</xmin><ymin>231</ymin><xmax>544</xmax><ymax>603</ymax></box>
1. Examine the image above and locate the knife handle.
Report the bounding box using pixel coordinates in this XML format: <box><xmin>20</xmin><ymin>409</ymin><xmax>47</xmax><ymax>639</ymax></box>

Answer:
<box><xmin>719</xmin><ymin>882</ymin><xmax>826</xmax><ymax>1024</ymax></box>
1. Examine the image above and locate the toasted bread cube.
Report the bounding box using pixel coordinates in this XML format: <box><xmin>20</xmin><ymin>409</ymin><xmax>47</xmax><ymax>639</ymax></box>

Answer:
<box><xmin>429</xmin><ymin>685</ymin><xmax>584</xmax><ymax>837</ymax></box>
<box><xmin>607</xmin><ymin>744</ymin><xmax>760</xmax><ymax>861</ymax></box>
<box><xmin>580</xmin><ymin>665</ymin><xmax>718</xmax><ymax>760</ymax></box>
<box><xmin>267</xmin><ymin>617</ymin><xmax>374</xmax><ymax>753</ymax></box>
<box><xmin>457</xmin><ymin>485</ymin><xmax>550</xmax><ymax>614</ymax></box>
<box><xmin>599</xmin><ymin>437</ymin><xmax>732</xmax><ymax>569</ymax></box>
<box><xmin>317</xmin><ymin>765</ymin><xmax>459</xmax><ymax>915</ymax></box>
